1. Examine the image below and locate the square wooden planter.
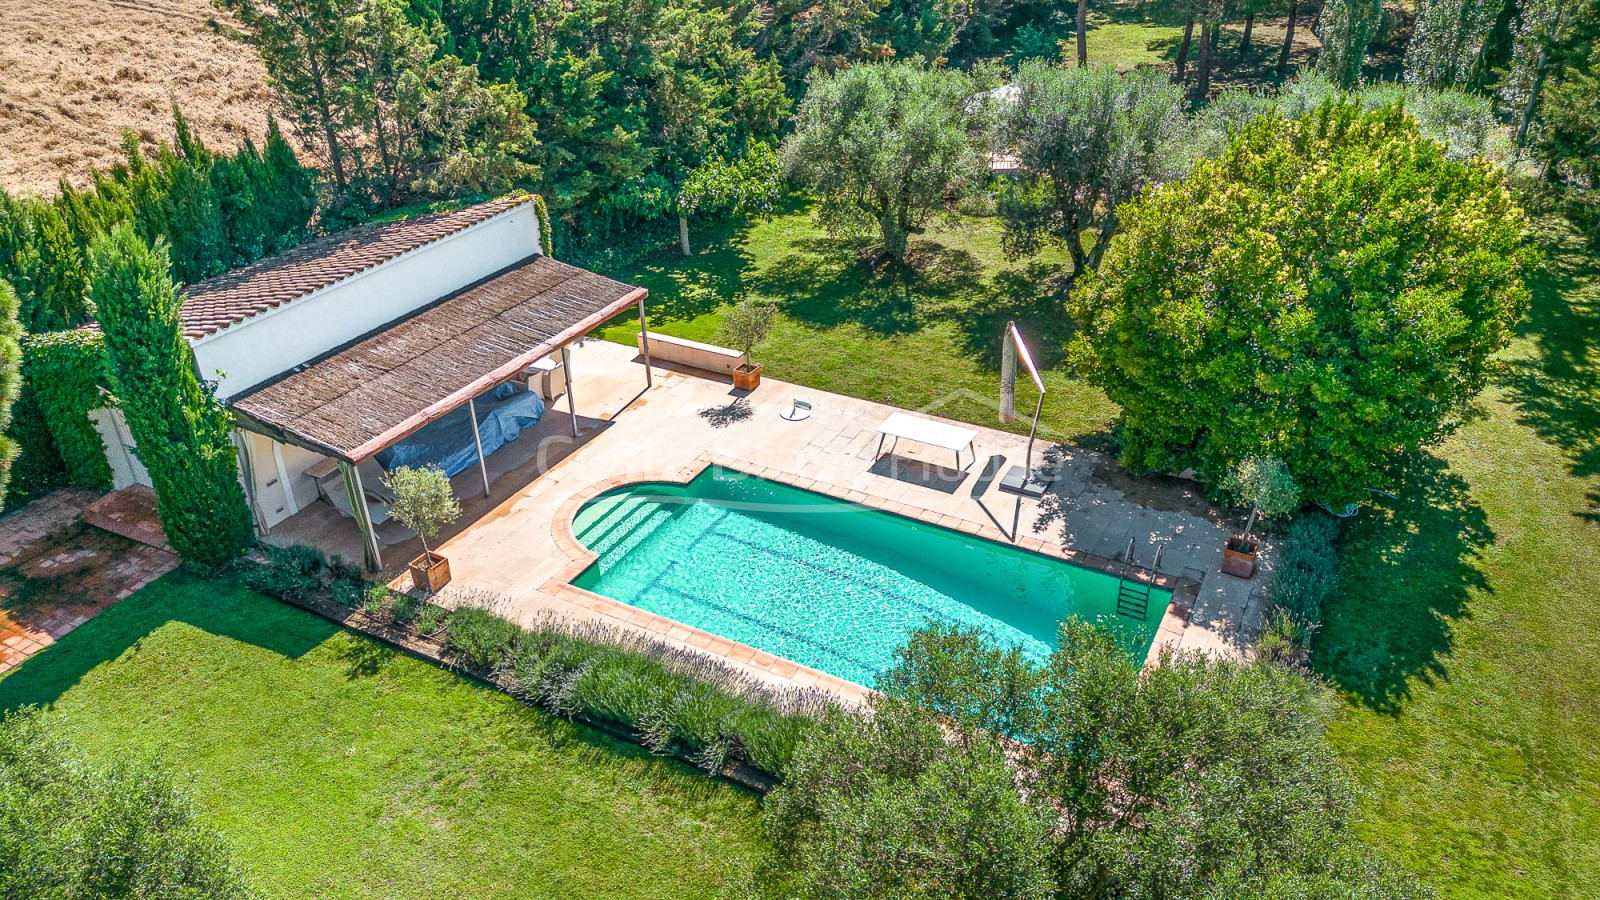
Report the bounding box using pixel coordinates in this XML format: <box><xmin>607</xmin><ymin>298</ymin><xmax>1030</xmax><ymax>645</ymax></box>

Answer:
<box><xmin>1221</xmin><ymin>537</ymin><xmax>1258</xmax><ymax>579</ymax></box>
<box><xmin>732</xmin><ymin>363</ymin><xmax>762</xmax><ymax>391</ymax></box>
<box><xmin>409</xmin><ymin>552</ymin><xmax>452</xmax><ymax>594</ymax></box>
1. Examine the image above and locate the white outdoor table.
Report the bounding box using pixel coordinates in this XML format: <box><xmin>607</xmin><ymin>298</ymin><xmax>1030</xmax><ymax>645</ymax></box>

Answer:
<box><xmin>874</xmin><ymin>412</ymin><xmax>979</xmax><ymax>471</ymax></box>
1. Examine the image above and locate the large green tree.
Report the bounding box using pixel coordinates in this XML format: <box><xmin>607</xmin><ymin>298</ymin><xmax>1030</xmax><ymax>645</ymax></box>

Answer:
<box><xmin>89</xmin><ymin>226</ymin><xmax>256</xmax><ymax>568</ymax></box>
<box><xmin>782</xmin><ymin>62</ymin><xmax>981</xmax><ymax>263</ymax></box>
<box><xmin>997</xmin><ymin>61</ymin><xmax>1186</xmax><ymax>281</ymax></box>
<box><xmin>758</xmin><ymin>697</ymin><xmax>1053</xmax><ymax>900</ymax></box>
<box><xmin>220</xmin><ymin>0</ymin><xmax>535</xmax><ymax>212</ymax></box>
<box><xmin>1068</xmin><ymin>102</ymin><xmax>1532</xmax><ymax>504</ymax></box>
<box><xmin>0</xmin><ymin>707</ymin><xmax>256</xmax><ymax>899</ymax></box>
<box><xmin>759</xmin><ymin>620</ymin><xmax>1430</xmax><ymax>900</ymax></box>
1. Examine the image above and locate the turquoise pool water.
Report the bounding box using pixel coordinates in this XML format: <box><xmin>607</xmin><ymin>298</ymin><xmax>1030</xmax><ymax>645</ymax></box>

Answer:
<box><xmin>572</xmin><ymin>468</ymin><xmax>1167</xmax><ymax>686</ymax></box>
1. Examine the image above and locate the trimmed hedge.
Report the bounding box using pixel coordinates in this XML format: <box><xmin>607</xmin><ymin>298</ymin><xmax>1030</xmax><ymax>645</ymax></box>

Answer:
<box><xmin>19</xmin><ymin>330</ymin><xmax>113</xmax><ymax>494</ymax></box>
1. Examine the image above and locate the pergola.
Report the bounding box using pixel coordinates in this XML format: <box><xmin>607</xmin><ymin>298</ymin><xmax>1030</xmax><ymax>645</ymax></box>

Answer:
<box><xmin>229</xmin><ymin>255</ymin><xmax>652</xmax><ymax>571</ymax></box>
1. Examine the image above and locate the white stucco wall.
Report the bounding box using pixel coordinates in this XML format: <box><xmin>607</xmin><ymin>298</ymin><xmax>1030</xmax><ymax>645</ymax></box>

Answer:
<box><xmin>90</xmin><ymin>408</ymin><xmax>152</xmax><ymax>491</ymax></box>
<box><xmin>192</xmin><ymin>203</ymin><xmax>543</xmax><ymax>400</ymax></box>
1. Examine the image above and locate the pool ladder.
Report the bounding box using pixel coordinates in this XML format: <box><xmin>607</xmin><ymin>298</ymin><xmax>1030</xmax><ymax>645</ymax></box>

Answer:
<box><xmin>1115</xmin><ymin>537</ymin><xmax>1157</xmax><ymax>621</ymax></box>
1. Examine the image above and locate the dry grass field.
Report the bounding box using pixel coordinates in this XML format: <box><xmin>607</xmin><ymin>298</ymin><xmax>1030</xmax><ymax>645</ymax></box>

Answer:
<box><xmin>0</xmin><ymin>0</ymin><xmax>279</xmax><ymax>196</ymax></box>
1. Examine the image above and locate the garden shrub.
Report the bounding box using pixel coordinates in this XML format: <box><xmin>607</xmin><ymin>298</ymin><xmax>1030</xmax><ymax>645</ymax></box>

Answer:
<box><xmin>446</xmin><ymin>607</ymin><xmax>523</xmax><ymax>670</ymax></box>
<box><xmin>361</xmin><ymin>585</ymin><xmax>392</xmax><ymax>617</ymax></box>
<box><xmin>1270</xmin><ymin>514</ymin><xmax>1341</xmax><ymax>627</ymax></box>
<box><xmin>1</xmin><ymin>387</ymin><xmax>65</xmax><ymax>512</ymax></box>
<box><xmin>0</xmin><ymin>279</ymin><xmax>22</xmax><ymax>510</ymax></box>
<box><xmin>415</xmin><ymin>603</ymin><xmax>448</xmax><ymax>636</ymax></box>
<box><xmin>89</xmin><ymin>226</ymin><xmax>255</xmax><ymax>569</ymax></box>
<box><xmin>390</xmin><ymin>592</ymin><xmax>421</xmax><ymax>626</ymax></box>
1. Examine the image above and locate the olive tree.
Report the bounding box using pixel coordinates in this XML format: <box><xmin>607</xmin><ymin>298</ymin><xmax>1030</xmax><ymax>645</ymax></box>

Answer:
<box><xmin>0</xmin><ymin>707</ymin><xmax>257</xmax><ymax>899</ymax></box>
<box><xmin>997</xmin><ymin>62</ymin><xmax>1186</xmax><ymax>281</ymax></box>
<box><xmin>782</xmin><ymin>62</ymin><xmax>982</xmax><ymax>264</ymax></box>
<box><xmin>756</xmin><ymin>620</ymin><xmax>1431</xmax><ymax>900</ymax></box>
<box><xmin>383</xmin><ymin>464</ymin><xmax>460</xmax><ymax>559</ymax></box>
<box><xmin>1224</xmin><ymin>455</ymin><xmax>1301</xmax><ymax>538</ymax></box>
<box><xmin>1068</xmin><ymin>102</ymin><xmax>1533</xmax><ymax>505</ymax></box>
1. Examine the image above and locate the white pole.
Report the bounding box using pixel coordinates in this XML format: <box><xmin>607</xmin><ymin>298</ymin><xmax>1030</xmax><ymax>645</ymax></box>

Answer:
<box><xmin>637</xmin><ymin>297</ymin><xmax>653</xmax><ymax>389</ymax></box>
<box><xmin>561</xmin><ymin>345</ymin><xmax>578</xmax><ymax>437</ymax></box>
<box><xmin>1000</xmin><ymin>321</ymin><xmax>1017</xmax><ymax>424</ymax></box>
<box><xmin>468</xmin><ymin>397</ymin><xmax>491</xmax><ymax>499</ymax></box>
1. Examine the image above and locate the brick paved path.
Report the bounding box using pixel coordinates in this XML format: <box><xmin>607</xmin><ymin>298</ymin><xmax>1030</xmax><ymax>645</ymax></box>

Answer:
<box><xmin>0</xmin><ymin>490</ymin><xmax>178</xmax><ymax>675</ymax></box>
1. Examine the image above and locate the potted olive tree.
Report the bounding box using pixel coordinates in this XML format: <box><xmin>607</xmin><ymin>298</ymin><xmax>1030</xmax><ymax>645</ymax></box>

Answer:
<box><xmin>383</xmin><ymin>464</ymin><xmax>462</xmax><ymax>594</ymax></box>
<box><xmin>720</xmin><ymin>299</ymin><xmax>776</xmax><ymax>390</ymax></box>
<box><xmin>1220</xmin><ymin>455</ymin><xmax>1300</xmax><ymax>578</ymax></box>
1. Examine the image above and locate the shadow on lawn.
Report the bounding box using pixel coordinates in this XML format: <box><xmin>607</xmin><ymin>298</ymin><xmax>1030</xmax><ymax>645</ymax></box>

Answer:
<box><xmin>1499</xmin><ymin>212</ymin><xmax>1600</xmax><ymax>480</ymax></box>
<box><xmin>0</xmin><ymin>574</ymin><xmax>334</xmax><ymax>713</ymax></box>
<box><xmin>749</xmin><ymin>234</ymin><xmax>986</xmax><ymax>335</ymax></box>
<box><xmin>1314</xmin><ymin>454</ymin><xmax>1494</xmax><ymax>714</ymax></box>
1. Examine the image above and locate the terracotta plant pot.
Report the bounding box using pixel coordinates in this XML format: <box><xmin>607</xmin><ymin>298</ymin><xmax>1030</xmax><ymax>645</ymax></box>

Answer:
<box><xmin>1221</xmin><ymin>536</ymin><xmax>1258</xmax><ymax>579</ymax></box>
<box><xmin>409</xmin><ymin>551</ymin><xmax>452</xmax><ymax>594</ymax></box>
<box><xmin>732</xmin><ymin>362</ymin><xmax>762</xmax><ymax>391</ymax></box>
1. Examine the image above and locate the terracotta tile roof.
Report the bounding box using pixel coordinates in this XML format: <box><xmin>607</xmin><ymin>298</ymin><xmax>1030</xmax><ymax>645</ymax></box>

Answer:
<box><xmin>176</xmin><ymin>195</ymin><xmax>535</xmax><ymax>339</ymax></box>
<box><xmin>231</xmin><ymin>255</ymin><xmax>646</xmax><ymax>462</ymax></box>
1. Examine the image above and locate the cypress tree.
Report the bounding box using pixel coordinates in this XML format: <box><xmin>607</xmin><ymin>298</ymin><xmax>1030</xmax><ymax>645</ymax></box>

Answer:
<box><xmin>88</xmin><ymin>226</ymin><xmax>255</xmax><ymax>569</ymax></box>
<box><xmin>260</xmin><ymin>118</ymin><xmax>317</xmax><ymax>253</ymax></box>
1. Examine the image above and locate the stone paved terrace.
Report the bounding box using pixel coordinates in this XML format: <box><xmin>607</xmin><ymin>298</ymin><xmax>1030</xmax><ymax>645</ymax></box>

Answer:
<box><xmin>282</xmin><ymin>339</ymin><xmax>1270</xmax><ymax>702</ymax></box>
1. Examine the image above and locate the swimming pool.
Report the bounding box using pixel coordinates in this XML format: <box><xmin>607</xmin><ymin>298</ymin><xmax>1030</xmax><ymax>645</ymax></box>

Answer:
<box><xmin>572</xmin><ymin>467</ymin><xmax>1168</xmax><ymax>687</ymax></box>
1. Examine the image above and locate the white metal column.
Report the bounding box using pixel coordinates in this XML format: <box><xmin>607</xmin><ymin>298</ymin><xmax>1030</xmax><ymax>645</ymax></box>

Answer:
<box><xmin>637</xmin><ymin>297</ymin><xmax>653</xmax><ymax>389</ymax></box>
<box><xmin>468</xmin><ymin>397</ymin><xmax>492</xmax><ymax>498</ymax></box>
<box><xmin>561</xmin><ymin>345</ymin><xmax>578</xmax><ymax>437</ymax></box>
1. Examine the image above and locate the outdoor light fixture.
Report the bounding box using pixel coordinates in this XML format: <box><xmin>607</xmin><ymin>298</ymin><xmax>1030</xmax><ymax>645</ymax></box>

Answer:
<box><xmin>999</xmin><ymin>320</ymin><xmax>1052</xmax><ymax>497</ymax></box>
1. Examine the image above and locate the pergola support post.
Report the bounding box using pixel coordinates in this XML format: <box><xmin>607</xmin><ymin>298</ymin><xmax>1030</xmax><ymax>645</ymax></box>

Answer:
<box><xmin>637</xmin><ymin>297</ymin><xmax>653</xmax><ymax>389</ymax></box>
<box><xmin>468</xmin><ymin>397</ymin><xmax>492</xmax><ymax>498</ymax></box>
<box><xmin>340</xmin><ymin>460</ymin><xmax>383</xmax><ymax>572</ymax></box>
<box><xmin>561</xmin><ymin>344</ymin><xmax>578</xmax><ymax>437</ymax></box>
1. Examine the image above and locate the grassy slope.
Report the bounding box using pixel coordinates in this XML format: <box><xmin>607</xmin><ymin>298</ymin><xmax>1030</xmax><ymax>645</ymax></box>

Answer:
<box><xmin>597</xmin><ymin>200</ymin><xmax>1118</xmax><ymax>444</ymax></box>
<box><xmin>0</xmin><ymin>577</ymin><xmax>763</xmax><ymax>900</ymax></box>
<box><xmin>1318</xmin><ymin>211</ymin><xmax>1600</xmax><ymax>899</ymax></box>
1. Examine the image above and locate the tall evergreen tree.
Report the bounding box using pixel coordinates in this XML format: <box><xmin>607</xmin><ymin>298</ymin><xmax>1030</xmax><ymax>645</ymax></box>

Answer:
<box><xmin>88</xmin><ymin>226</ymin><xmax>255</xmax><ymax>569</ymax></box>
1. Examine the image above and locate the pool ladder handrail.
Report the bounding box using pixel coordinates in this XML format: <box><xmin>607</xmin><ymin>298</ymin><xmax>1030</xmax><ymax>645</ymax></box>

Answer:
<box><xmin>1115</xmin><ymin>537</ymin><xmax>1154</xmax><ymax>621</ymax></box>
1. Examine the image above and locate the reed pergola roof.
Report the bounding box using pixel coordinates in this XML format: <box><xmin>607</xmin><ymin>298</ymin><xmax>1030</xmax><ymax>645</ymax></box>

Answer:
<box><xmin>229</xmin><ymin>255</ymin><xmax>645</xmax><ymax>462</ymax></box>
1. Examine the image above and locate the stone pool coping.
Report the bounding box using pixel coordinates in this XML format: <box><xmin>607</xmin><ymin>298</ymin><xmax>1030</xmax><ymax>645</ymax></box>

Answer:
<box><xmin>543</xmin><ymin>453</ymin><xmax>1199</xmax><ymax>700</ymax></box>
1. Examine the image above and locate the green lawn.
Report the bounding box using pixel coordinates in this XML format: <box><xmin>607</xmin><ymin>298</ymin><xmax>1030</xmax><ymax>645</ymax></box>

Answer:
<box><xmin>0</xmin><ymin>577</ymin><xmax>763</xmax><ymax>900</ymax></box>
<box><xmin>598</xmin><ymin>199</ymin><xmax>1118</xmax><ymax>445</ymax></box>
<box><xmin>1317</xmin><ymin>210</ymin><xmax>1600</xmax><ymax>899</ymax></box>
